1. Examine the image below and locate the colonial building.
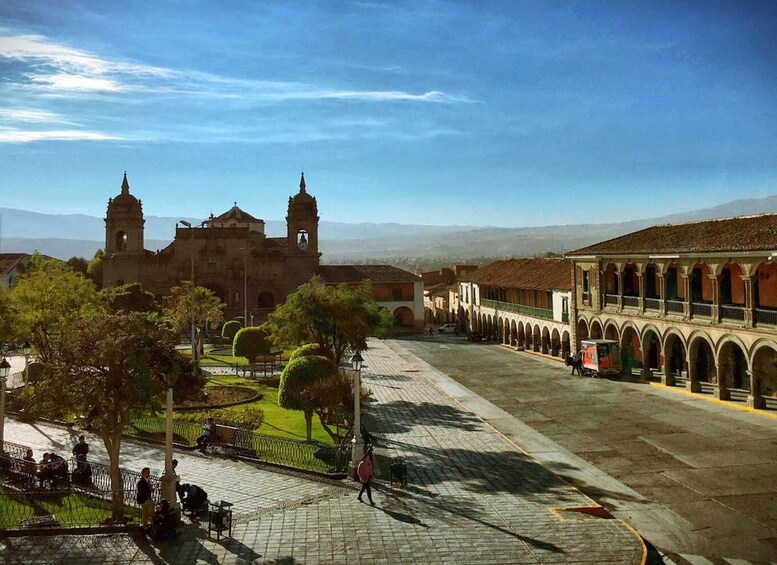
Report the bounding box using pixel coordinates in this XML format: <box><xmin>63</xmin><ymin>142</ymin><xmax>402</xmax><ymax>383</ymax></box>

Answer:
<box><xmin>460</xmin><ymin>258</ymin><xmax>572</xmax><ymax>359</ymax></box>
<box><xmin>0</xmin><ymin>253</ymin><xmax>32</xmax><ymax>290</ymax></box>
<box><xmin>567</xmin><ymin>214</ymin><xmax>777</xmax><ymax>409</ymax></box>
<box><xmin>318</xmin><ymin>265</ymin><xmax>423</xmax><ymax>328</ymax></box>
<box><xmin>102</xmin><ymin>172</ymin><xmax>423</xmax><ymax>326</ymax></box>
<box><xmin>423</xmin><ymin>265</ymin><xmax>478</xmax><ymax>325</ymax></box>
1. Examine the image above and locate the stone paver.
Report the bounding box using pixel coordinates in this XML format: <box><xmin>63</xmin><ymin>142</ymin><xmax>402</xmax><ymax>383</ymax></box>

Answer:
<box><xmin>0</xmin><ymin>339</ymin><xmax>644</xmax><ymax>564</ymax></box>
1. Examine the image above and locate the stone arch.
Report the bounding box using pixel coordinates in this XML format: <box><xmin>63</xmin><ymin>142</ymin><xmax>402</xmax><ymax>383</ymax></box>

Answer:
<box><xmin>115</xmin><ymin>230</ymin><xmax>128</xmax><ymax>251</ymax></box>
<box><xmin>590</xmin><ymin>319</ymin><xmax>603</xmax><ymax>340</ymax></box>
<box><xmin>497</xmin><ymin>317</ymin><xmax>505</xmax><ymax>344</ymax></box>
<box><xmin>604</xmin><ymin>320</ymin><xmax>619</xmax><ymax>341</ymax></box>
<box><xmin>688</xmin><ymin>333</ymin><xmax>716</xmax><ymax>391</ymax></box>
<box><xmin>541</xmin><ymin>326</ymin><xmax>550</xmax><ymax>355</ymax></box>
<box><xmin>551</xmin><ymin>328</ymin><xmax>561</xmax><ymax>357</ymax></box>
<box><xmin>640</xmin><ymin>325</ymin><xmax>661</xmax><ymax>379</ymax></box>
<box><xmin>602</xmin><ymin>263</ymin><xmax>619</xmax><ymax>297</ymax></box>
<box><xmin>525</xmin><ymin>322</ymin><xmax>533</xmax><ymax>350</ymax></box>
<box><xmin>510</xmin><ymin>319</ymin><xmax>518</xmax><ymax>346</ymax></box>
<box><xmin>517</xmin><ymin>321</ymin><xmax>525</xmax><ymax>347</ymax></box>
<box><xmin>576</xmin><ymin>318</ymin><xmax>589</xmax><ymax>350</ymax></box>
<box><xmin>561</xmin><ymin>330</ymin><xmax>571</xmax><ymax>360</ymax></box>
<box><xmin>619</xmin><ymin>323</ymin><xmax>641</xmax><ymax>376</ymax></box>
<box><xmin>533</xmin><ymin>325</ymin><xmax>541</xmax><ymax>353</ymax></box>
<box><xmin>717</xmin><ymin>335</ymin><xmax>750</xmax><ymax>391</ymax></box>
<box><xmin>751</xmin><ymin>340</ymin><xmax>777</xmax><ymax>400</ymax></box>
<box><xmin>393</xmin><ymin>306</ymin><xmax>414</xmax><ymax>327</ymax></box>
<box><xmin>663</xmin><ymin>330</ymin><xmax>687</xmax><ymax>384</ymax></box>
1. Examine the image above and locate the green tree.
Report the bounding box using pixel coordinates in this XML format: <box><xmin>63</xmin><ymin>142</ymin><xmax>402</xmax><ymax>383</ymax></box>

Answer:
<box><xmin>233</xmin><ymin>326</ymin><xmax>272</xmax><ymax>377</ymax></box>
<box><xmin>266</xmin><ymin>277</ymin><xmax>392</xmax><ymax>366</ymax></box>
<box><xmin>288</xmin><ymin>343</ymin><xmax>329</xmax><ymax>362</ymax></box>
<box><xmin>35</xmin><ymin>311</ymin><xmax>195</xmax><ymax>520</ymax></box>
<box><xmin>66</xmin><ymin>256</ymin><xmax>89</xmax><ymax>276</ymax></box>
<box><xmin>12</xmin><ymin>253</ymin><xmax>98</xmax><ymax>360</ymax></box>
<box><xmin>0</xmin><ymin>286</ymin><xmax>19</xmax><ymax>352</ymax></box>
<box><xmin>221</xmin><ymin>320</ymin><xmax>242</xmax><ymax>341</ymax></box>
<box><xmin>164</xmin><ymin>281</ymin><xmax>225</xmax><ymax>357</ymax></box>
<box><xmin>87</xmin><ymin>249</ymin><xmax>104</xmax><ymax>290</ymax></box>
<box><xmin>278</xmin><ymin>354</ymin><xmax>338</xmax><ymax>442</ymax></box>
<box><xmin>100</xmin><ymin>282</ymin><xmax>157</xmax><ymax>313</ymax></box>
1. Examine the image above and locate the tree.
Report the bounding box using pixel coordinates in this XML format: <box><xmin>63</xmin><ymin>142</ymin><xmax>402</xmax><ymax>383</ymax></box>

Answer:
<box><xmin>164</xmin><ymin>281</ymin><xmax>225</xmax><ymax>355</ymax></box>
<box><xmin>0</xmin><ymin>286</ymin><xmax>19</xmax><ymax>352</ymax></box>
<box><xmin>66</xmin><ymin>256</ymin><xmax>89</xmax><ymax>276</ymax></box>
<box><xmin>12</xmin><ymin>253</ymin><xmax>98</xmax><ymax>360</ymax></box>
<box><xmin>278</xmin><ymin>354</ymin><xmax>338</xmax><ymax>442</ymax></box>
<box><xmin>100</xmin><ymin>282</ymin><xmax>157</xmax><ymax>313</ymax></box>
<box><xmin>87</xmin><ymin>249</ymin><xmax>104</xmax><ymax>290</ymax></box>
<box><xmin>265</xmin><ymin>277</ymin><xmax>392</xmax><ymax>366</ymax></box>
<box><xmin>35</xmin><ymin>311</ymin><xmax>195</xmax><ymax>520</ymax></box>
<box><xmin>233</xmin><ymin>326</ymin><xmax>271</xmax><ymax>377</ymax></box>
<box><xmin>221</xmin><ymin>320</ymin><xmax>242</xmax><ymax>341</ymax></box>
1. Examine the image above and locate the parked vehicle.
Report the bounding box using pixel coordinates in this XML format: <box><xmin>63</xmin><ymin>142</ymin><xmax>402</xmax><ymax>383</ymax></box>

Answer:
<box><xmin>580</xmin><ymin>339</ymin><xmax>621</xmax><ymax>377</ymax></box>
<box><xmin>437</xmin><ymin>324</ymin><xmax>456</xmax><ymax>334</ymax></box>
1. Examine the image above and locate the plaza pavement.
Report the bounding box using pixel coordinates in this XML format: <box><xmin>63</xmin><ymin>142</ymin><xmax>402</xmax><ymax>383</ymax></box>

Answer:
<box><xmin>0</xmin><ymin>339</ymin><xmax>644</xmax><ymax>564</ymax></box>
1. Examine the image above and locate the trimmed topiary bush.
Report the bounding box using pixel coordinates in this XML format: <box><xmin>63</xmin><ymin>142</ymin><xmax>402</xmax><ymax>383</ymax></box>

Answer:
<box><xmin>222</xmin><ymin>320</ymin><xmax>243</xmax><ymax>340</ymax></box>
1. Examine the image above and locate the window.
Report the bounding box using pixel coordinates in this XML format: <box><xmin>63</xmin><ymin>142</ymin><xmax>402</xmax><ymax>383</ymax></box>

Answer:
<box><xmin>392</xmin><ymin>288</ymin><xmax>403</xmax><ymax>301</ymax></box>
<box><xmin>582</xmin><ymin>270</ymin><xmax>589</xmax><ymax>293</ymax></box>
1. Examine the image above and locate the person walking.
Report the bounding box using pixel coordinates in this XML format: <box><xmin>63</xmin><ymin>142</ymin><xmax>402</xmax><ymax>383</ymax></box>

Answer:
<box><xmin>172</xmin><ymin>459</ymin><xmax>185</xmax><ymax>504</ymax></box>
<box><xmin>195</xmin><ymin>418</ymin><xmax>214</xmax><ymax>453</ymax></box>
<box><xmin>137</xmin><ymin>467</ymin><xmax>155</xmax><ymax>528</ymax></box>
<box><xmin>357</xmin><ymin>451</ymin><xmax>375</xmax><ymax>505</ymax></box>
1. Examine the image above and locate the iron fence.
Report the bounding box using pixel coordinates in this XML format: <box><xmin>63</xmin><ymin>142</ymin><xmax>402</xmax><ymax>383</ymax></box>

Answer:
<box><xmin>480</xmin><ymin>299</ymin><xmax>554</xmax><ymax>320</ymax></box>
<box><xmin>126</xmin><ymin>416</ymin><xmax>200</xmax><ymax>447</ymax></box>
<box><xmin>2</xmin><ymin>441</ymin><xmax>31</xmax><ymax>460</ymax></box>
<box><xmin>691</xmin><ymin>302</ymin><xmax>712</xmax><ymax>318</ymax></box>
<box><xmin>721</xmin><ymin>304</ymin><xmax>745</xmax><ymax>321</ymax></box>
<box><xmin>622</xmin><ymin>295</ymin><xmax>639</xmax><ymax>308</ymax></box>
<box><xmin>755</xmin><ymin>308</ymin><xmax>777</xmax><ymax>326</ymax></box>
<box><xmin>603</xmin><ymin>294</ymin><xmax>618</xmax><ymax>306</ymax></box>
<box><xmin>666</xmin><ymin>300</ymin><xmax>684</xmax><ymax>314</ymax></box>
<box><xmin>644</xmin><ymin>298</ymin><xmax>660</xmax><ymax>311</ymax></box>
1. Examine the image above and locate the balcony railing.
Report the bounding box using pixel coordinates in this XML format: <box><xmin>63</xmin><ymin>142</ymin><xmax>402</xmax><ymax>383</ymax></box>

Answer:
<box><xmin>755</xmin><ymin>308</ymin><xmax>777</xmax><ymax>326</ymax></box>
<box><xmin>666</xmin><ymin>299</ymin><xmax>684</xmax><ymax>314</ymax></box>
<box><xmin>603</xmin><ymin>294</ymin><xmax>619</xmax><ymax>306</ymax></box>
<box><xmin>480</xmin><ymin>299</ymin><xmax>554</xmax><ymax>320</ymax></box>
<box><xmin>691</xmin><ymin>302</ymin><xmax>712</xmax><ymax>318</ymax></box>
<box><xmin>561</xmin><ymin>312</ymin><xmax>569</xmax><ymax>324</ymax></box>
<box><xmin>644</xmin><ymin>298</ymin><xmax>660</xmax><ymax>311</ymax></box>
<box><xmin>720</xmin><ymin>304</ymin><xmax>745</xmax><ymax>321</ymax></box>
<box><xmin>622</xmin><ymin>295</ymin><xmax>639</xmax><ymax>308</ymax></box>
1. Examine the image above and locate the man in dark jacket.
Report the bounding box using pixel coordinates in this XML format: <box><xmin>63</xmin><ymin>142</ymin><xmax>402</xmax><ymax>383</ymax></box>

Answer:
<box><xmin>137</xmin><ymin>467</ymin><xmax>154</xmax><ymax>527</ymax></box>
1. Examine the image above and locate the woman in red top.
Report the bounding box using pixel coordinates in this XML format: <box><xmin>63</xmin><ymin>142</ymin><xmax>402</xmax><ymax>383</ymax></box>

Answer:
<box><xmin>357</xmin><ymin>451</ymin><xmax>375</xmax><ymax>505</ymax></box>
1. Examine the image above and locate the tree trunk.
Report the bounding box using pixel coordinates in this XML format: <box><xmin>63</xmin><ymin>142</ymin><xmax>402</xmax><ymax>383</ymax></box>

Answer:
<box><xmin>104</xmin><ymin>431</ymin><xmax>125</xmax><ymax>521</ymax></box>
<box><xmin>304</xmin><ymin>410</ymin><xmax>313</xmax><ymax>442</ymax></box>
<box><xmin>317</xmin><ymin>411</ymin><xmax>340</xmax><ymax>443</ymax></box>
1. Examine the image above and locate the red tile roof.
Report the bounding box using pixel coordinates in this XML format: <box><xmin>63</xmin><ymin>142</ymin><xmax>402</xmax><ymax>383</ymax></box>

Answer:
<box><xmin>463</xmin><ymin>258</ymin><xmax>572</xmax><ymax>291</ymax></box>
<box><xmin>0</xmin><ymin>253</ymin><xmax>28</xmax><ymax>276</ymax></box>
<box><xmin>567</xmin><ymin>214</ymin><xmax>777</xmax><ymax>256</ymax></box>
<box><xmin>318</xmin><ymin>264</ymin><xmax>420</xmax><ymax>284</ymax></box>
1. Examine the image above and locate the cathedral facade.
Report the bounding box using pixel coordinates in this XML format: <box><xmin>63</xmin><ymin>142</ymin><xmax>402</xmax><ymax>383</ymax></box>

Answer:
<box><xmin>103</xmin><ymin>172</ymin><xmax>321</xmax><ymax>320</ymax></box>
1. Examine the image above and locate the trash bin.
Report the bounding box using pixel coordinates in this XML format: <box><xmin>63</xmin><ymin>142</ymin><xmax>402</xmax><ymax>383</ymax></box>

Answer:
<box><xmin>208</xmin><ymin>500</ymin><xmax>233</xmax><ymax>540</ymax></box>
<box><xmin>390</xmin><ymin>458</ymin><xmax>408</xmax><ymax>488</ymax></box>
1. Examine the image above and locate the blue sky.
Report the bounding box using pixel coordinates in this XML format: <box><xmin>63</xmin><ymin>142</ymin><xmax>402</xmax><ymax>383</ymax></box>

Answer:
<box><xmin>1</xmin><ymin>1</ymin><xmax>776</xmax><ymax>227</ymax></box>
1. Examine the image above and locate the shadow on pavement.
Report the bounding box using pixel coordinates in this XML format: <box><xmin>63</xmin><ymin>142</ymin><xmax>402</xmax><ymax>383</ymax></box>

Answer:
<box><xmin>369</xmin><ymin>400</ymin><xmax>484</xmax><ymax>433</ymax></box>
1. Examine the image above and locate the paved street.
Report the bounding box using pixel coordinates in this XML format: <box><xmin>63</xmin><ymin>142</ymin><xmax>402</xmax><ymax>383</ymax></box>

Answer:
<box><xmin>395</xmin><ymin>335</ymin><xmax>777</xmax><ymax>563</ymax></box>
<box><xmin>0</xmin><ymin>339</ymin><xmax>644</xmax><ymax>564</ymax></box>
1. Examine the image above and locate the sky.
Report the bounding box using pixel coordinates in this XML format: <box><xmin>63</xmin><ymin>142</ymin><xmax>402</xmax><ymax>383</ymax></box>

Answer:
<box><xmin>1</xmin><ymin>1</ymin><xmax>776</xmax><ymax>227</ymax></box>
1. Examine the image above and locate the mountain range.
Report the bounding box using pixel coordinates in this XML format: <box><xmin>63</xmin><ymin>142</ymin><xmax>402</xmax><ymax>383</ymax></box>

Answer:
<box><xmin>2</xmin><ymin>194</ymin><xmax>776</xmax><ymax>263</ymax></box>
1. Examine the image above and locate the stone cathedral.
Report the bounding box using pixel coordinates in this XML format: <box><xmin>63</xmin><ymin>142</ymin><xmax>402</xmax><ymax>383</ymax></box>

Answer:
<box><xmin>102</xmin><ymin>172</ymin><xmax>321</xmax><ymax>319</ymax></box>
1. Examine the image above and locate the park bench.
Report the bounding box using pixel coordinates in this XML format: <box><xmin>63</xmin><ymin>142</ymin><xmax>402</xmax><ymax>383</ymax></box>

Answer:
<box><xmin>21</xmin><ymin>515</ymin><xmax>59</xmax><ymax>528</ymax></box>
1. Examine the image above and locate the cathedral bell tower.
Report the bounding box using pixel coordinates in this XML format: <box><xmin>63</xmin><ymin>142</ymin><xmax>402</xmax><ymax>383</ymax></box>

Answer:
<box><xmin>286</xmin><ymin>172</ymin><xmax>319</xmax><ymax>257</ymax></box>
<box><xmin>103</xmin><ymin>172</ymin><xmax>145</xmax><ymax>288</ymax></box>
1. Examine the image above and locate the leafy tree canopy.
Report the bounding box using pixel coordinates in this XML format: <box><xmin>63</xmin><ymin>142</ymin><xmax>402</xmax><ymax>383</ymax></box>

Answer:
<box><xmin>266</xmin><ymin>276</ymin><xmax>392</xmax><ymax>366</ymax></box>
<box><xmin>87</xmin><ymin>249</ymin><xmax>104</xmax><ymax>289</ymax></box>
<box><xmin>278</xmin><ymin>354</ymin><xmax>338</xmax><ymax>442</ymax></box>
<box><xmin>233</xmin><ymin>326</ymin><xmax>272</xmax><ymax>376</ymax></box>
<box><xmin>66</xmin><ymin>256</ymin><xmax>89</xmax><ymax>275</ymax></box>
<box><xmin>100</xmin><ymin>282</ymin><xmax>157</xmax><ymax>313</ymax></box>
<box><xmin>0</xmin><ymin>285</ymin><xmax>19</xmax><ymax>352</ymax></box>
<box><xmin>164</xmin><ymin>281</ymin><xmax>225</xmax><ymax>355</ymax></box>
<box><xmin>222</xmin><ymin>320</ymin><xmax>242</xmax><ymax>340</ymax></box>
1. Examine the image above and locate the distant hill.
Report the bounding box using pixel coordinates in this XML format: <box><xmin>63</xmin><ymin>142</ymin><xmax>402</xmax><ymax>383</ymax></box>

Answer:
<box><xmin>2</xmin><ymin>194</ymin><xmax>777</xmax><ymax>261</ymax></box>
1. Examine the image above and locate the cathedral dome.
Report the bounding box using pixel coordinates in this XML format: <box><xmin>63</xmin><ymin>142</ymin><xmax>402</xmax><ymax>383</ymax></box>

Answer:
<box><xmin>107</xmin><ymin>172</ymin><xmax>142</xmax><ymax>216</ymax></box>
<box><xmin>288</xmin><ymin>172</ymin><xmax>317</xmax><ymax>217</ymax></box>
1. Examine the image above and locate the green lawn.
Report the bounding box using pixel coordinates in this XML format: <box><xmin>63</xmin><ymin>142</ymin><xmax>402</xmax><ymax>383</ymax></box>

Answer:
<box><xmin>0</xmin><ymin>487</ymin><xmax>140</xmax><ymax>529</ymax></box>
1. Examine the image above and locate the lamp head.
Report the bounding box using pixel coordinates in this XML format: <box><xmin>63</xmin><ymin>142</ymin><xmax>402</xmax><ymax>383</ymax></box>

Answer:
<box><xmin>350</xmin><ymin>351</ymin><xmax>364</xmax><ymax>371</ymax></box>
<box><xmin>22</xmin><ymin>341</ymin><xmax>31</xmax><ymax>356</ymax></box>
<box><xmin>0</xmin><ymin>358</ymin><xmax>10</xmax><ymax>379</ymax></box>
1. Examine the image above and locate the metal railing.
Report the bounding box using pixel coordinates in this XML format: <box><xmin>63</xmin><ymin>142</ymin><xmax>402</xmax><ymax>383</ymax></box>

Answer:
<box><xmin>603</xmin><ymin>294</ymin><xmax>618</xmax><ymax>306</ymax></box>
<box><xmin>126</xmin><ymin>416</ymin><xmax>201</xmax><ymax>447</ymax></box>
<box><xmin>644</xmin><ymin>298</ymin><xmax>660</xmax><ymax>311</ymax></box>
<box><xmin>691</xmin><ymin>302</ymin><xmax>712</xmax><ymax>318</ymax></box>
<box><xmin>755</xmin><ymin>308</ymin><xmax>777</xmax><ymax>326</ymax></box>
<box><xmin>622</xmin><ymin>295</ymin><xmax>639</xmax><ymax>308</ymax></box>
<box><xmin>480</xmin><ymin>299</ymin><xmax>554</xmax><ymax>320</ymax></box>
<box><xmin>721</xmin><ymin>304</ymin><xmax>745</xmax><ymax>321</ymax></box>
<box><xmin>666</xmin><ymin>300</ymin><xmax>684</xmax><ymax>314</ymax></box>
<box><xmin>561</xmin><ymin>312</ymin><xmax>569</xmax><ymax>324</ymax></box>
<box><xmin>2</xmin><ymin>441</ymin><xmax>31</xmax><ymax>460</ymax></box>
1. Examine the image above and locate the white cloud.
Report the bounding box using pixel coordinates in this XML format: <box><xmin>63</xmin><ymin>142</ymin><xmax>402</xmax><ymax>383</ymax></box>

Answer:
<box><xmin>0</xmin><ymin>108</ymin><xmax>71</xmax><ymax>123</ymax></box>
<box><xmin>0</xmin><ymin>128</ymin><xmax>122</xmax><ymax>143</ymax></box>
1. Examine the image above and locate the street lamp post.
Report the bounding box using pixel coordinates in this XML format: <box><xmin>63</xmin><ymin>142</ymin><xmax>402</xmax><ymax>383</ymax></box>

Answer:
<box><xmin>179</xmin><ymin>221</ymin><xmax>197</xmax><ymax>365</ymax></box>
<box><xmin>349</xmin><ymin>351</ymin><xmax>364</xmax><ymax>480</ymax></box>
<box><xmin>0</xmin><ymin>358</ymin><xmax>10</xmax><ymax>451</ymax></box>
<box><xmin>160</xmin><ymin>384</ymin><xmax>178</xmax><ymax>510</ymax></box>
<box><xmin>22</xmin><ymin>341</ymin><xmax>31</xmax><ymax>398</ymax></box>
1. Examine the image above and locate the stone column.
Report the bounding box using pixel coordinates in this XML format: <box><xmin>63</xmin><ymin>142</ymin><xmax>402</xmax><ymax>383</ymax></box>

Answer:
<box><xmin>637</xmin><ymin>272</ymin><xmax>645</xmax><ymax>312</ymax></box>
<box><xmin>747</xmin><ymin>369</ymin><xmax>765</xmax><ymax>409</ymax></box>
<box><xmin>714</xmin><ymin>365</ymin><xmax>730</xmax><ymax>400</ymax></box>
<box><xmin>682</xmin><ymin>273</ymin><xmax>691</xmax><ymax>318</ymax></box>
<box><xmin>657</xmin><ymin>273</ymin><xmax>666</xmax><ymax>317</ymax></box>
<box><xmin>742</xmin><ymin>275</ymin><xmax>755</xmax><ymax>327</ymax></box>
<box><xmin>616</xmin><ymin>270</ymin><xmax>623</xmax><ymax>310</ymax></box>
<box><xmin>686</xmin><ymin>349</ymin><xmax>701</xmax><ymax>393</ymax></box>
<box><xmin>661</xmin><ymin>346</ymin><xmax>675</xmax><ymax>386</ymax></box>
<box><xmin>708</xmin><ymin>274</ymin><xmax>720</xmax><ymax>323</ymax></box>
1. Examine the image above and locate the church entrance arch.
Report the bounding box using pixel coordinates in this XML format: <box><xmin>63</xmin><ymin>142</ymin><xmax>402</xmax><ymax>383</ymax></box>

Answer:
<box><xmin>393</xmin><ymin>306</ymin><xmax>414</xmax><ymax>327</ymax></box>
